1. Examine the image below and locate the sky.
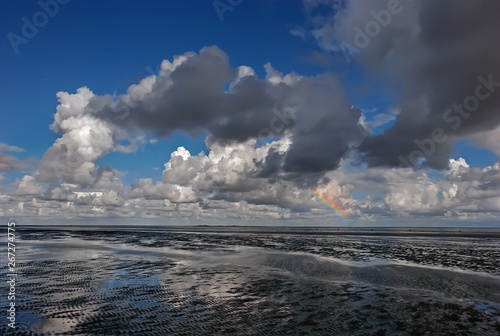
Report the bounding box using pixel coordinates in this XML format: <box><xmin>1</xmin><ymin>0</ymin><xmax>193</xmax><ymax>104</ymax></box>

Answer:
<box><xmin>1</xmin><ymin>0</ymin><xmax>499</xmax><ymax>226</ymax></box>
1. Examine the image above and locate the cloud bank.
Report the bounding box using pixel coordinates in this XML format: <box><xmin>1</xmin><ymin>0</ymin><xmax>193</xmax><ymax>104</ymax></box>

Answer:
<box><xmin>2</xmin><ymin>0</ymin><xmax>500</xmax><ymax>225</ymax></box>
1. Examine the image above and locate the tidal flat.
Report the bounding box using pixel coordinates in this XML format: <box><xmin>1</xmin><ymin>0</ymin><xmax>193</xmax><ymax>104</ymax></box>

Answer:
<box><xmin>1</xmin><ymin>226</ymin><xmax>499</xmax><ymax>335</ymax></box>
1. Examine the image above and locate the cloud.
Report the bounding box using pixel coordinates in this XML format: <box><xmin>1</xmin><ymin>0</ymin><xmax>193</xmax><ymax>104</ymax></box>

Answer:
<box><xmin>5</xmin><ymin>45</ymin><xmax>369</xmax><ymax>222</ymax></box>
<box><xmin>0</xmin><ymin>143</ymin><xmax>26</xmax><ymax>173</ymax></box>
<box><xmin>0</xmin><ymin>143</ymin><xmax>25</xmax><ymax>153</ymax></box>
<box><xmin>366</xmin><ymin>112</ymin><xmax>396</xmax><ymax>129</ymax></box>
<box><xmin>281</xmin><ymin>73</ymin><xmax>366</xmax><ymax>173</ymax></box>
<box><xmin>36</xmin><ymin>87</ymin><xmax>114</xmax><ymax>186</ymax></box>
<box><xmin>35</xmin><ymin>87</ymin><xmax>152</xmax><ymax>187</ymax></box>
<box><xmin>306</xmin><ymin>0</ymin><xmax>500</xmax><ymax>168</ymax></box>
<box><xmin>468</xmin><ymin>125</ymin><xmax>500</xmax><ymax>156</ymax></box>
<box><xmin>3</xmin><ymin>137</ymin><xmax>500</xmax><ymax>223</ymax></box>
<box><xmin>339</xmin><ymin>157</ymin><xmax>500</xmax><ymax>217</ymax></box>
<box><xmin>94</xmin><ymin>46</ymin><xmax>291</xmax><ymax>142</ymax></box>
<box><xmin>129</xmin><ymin>137</ymin><xmax>307</xmax><ymax>209</ymax></box>
<box><xmin>40</xmin><ymin>45</ymin><xmax>364</xmax><ymax>178</ymax></box>
<box><xmin>13</xmin><ymin>175</ymin><xmax>43</xmax><ymax>196</ymax></box>
<box><xmin>4</xmin><ymin>22</ymin><xmax>500</xmax><ymax>225</ymax></box>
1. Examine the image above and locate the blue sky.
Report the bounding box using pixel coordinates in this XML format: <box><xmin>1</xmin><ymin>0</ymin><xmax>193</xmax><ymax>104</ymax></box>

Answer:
<box><xmin>1</xmin><ymin>0</ymin><xmax>499</xmax><ymax>226</ymax></box>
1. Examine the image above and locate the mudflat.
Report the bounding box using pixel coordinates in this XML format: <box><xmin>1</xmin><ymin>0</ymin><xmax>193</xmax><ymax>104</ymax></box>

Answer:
<box><xmin>1</xmin><ymin>226</ymin><xmax>499</xmax><ymax>335</ymax></box>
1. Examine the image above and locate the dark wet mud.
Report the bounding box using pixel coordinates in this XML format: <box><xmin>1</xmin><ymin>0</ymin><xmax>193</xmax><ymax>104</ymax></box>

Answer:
<box><xmin>1</xmin><ymin>227</ymin><xmax>499</xmax><ymax>335</ymax></box>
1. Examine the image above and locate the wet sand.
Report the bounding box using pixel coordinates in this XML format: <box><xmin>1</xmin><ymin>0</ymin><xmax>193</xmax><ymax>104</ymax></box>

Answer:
<box><xmin>1</xmin><ymin>227</ymin><xmax>499</xmax><ymax>335</ymax></box>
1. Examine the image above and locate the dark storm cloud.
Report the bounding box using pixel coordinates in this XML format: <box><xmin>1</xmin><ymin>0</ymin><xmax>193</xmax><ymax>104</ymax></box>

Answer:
<box><xmin>256</xmin><ymin>147</ymin><xmax>283</xmax><ymax>178</ymax></box>
<box><xmin>336</xmin><ymin>0</ymin><xmax>500</xmax><ymax>168</ymax></box>
<box><xmin>91</xmin><ymin>45</ymin><xmax>364</xmax><ymax>175</ymax></box>
<box><xmin>94</xmin><ymin>46</ymin><xmax>291</xmax><ymax>142</ymax></box>
<box><xmin>283</xmin><ymin>74</ymin><xmax>365</xmax><ymax>173</ymax></box>
<box><xmin>239</xmin><ymin>72</ymin><xmax>366</xmax><ymax>177</ymax></box>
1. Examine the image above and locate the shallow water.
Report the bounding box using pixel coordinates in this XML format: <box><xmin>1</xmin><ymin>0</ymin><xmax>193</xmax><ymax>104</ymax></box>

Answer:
<box><xmin>1</xmin><ymin>226</ymin><xmax>499</xmax><ymax>335</ymax></box>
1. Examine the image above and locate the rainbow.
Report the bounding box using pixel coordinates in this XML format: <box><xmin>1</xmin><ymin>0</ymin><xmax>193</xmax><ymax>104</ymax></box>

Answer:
<box><xmin>313</xmin><ymin>189</ymin><xmax>348</xmax><ymax>220</ymax></box>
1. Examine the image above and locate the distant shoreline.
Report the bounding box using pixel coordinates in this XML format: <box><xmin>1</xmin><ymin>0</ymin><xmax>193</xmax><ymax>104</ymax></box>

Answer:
<box><xmin>13</xmin><ymin>225</ymin><xmax>500</xmax><ymax>239</ymax></box>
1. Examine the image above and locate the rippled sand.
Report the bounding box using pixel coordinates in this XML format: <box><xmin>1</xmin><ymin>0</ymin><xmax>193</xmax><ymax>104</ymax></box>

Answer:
<box><xmin>1</xmin><ymin>227</ymin><xmax>499</xmax><ymax>335</ymax></box>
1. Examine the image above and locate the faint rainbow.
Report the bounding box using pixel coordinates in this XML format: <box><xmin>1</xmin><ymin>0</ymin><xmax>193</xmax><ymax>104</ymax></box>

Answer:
<box><xmin>313</xmin><ymin>189</ymin><xmax>348</xmax><ymax>220</ymax></box>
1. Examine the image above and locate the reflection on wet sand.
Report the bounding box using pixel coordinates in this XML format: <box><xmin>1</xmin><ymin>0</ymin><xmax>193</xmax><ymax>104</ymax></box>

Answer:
<box><xmin>1</xmin><ymin>227</ymin><xmax>499</xmax><ymax>335</ymax></box>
